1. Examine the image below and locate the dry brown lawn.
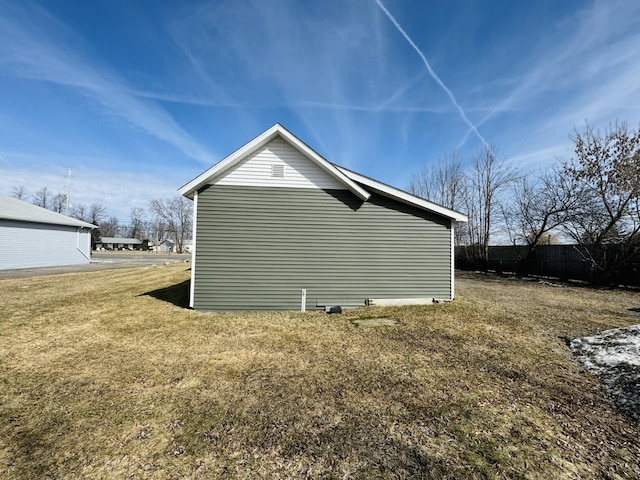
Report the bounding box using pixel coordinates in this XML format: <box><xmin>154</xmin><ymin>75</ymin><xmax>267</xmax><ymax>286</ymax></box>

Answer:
<box><xmin>0</xmin><ymin>265</ymin><xmax>639</xmax><ymax>479</ymax></box>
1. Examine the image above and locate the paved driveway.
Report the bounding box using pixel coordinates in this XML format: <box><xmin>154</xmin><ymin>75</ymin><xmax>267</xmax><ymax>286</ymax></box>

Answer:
<box><xmin>0</xmin><ymin>252</ymin><xmax>191</xmax><ymax>280</ymax></box>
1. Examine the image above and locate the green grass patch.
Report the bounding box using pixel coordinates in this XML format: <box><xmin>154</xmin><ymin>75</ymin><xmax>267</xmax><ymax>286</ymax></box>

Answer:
<box><xmin>0</xmin><ymin>267</ymin><xmax>638</xmax><ymax>478</ymax></box>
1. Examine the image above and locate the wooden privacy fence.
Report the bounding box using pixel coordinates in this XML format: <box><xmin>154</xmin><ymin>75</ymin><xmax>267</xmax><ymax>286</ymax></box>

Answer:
<box><xmin>455</xmin><ymin>245</ymin><xmax>640</xmax><ymax>286</ymax></box>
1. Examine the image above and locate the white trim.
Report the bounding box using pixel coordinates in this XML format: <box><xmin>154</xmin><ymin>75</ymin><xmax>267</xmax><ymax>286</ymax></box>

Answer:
<box><xmin>179</xmin><ymin>124</ymin><xmax>370</xmax><ymax>201</ymax></box>
<box><xmin>189</xmin><ymin>191</ymin><xmax>198</xmax><ymax>309</ymax></box>
<box><xmin>451</xmin><ymin>220</ymin><xmax>455</xmax><ymax>300</ymax></box>
<box><xmin>76</xmin><ymin>227</ymin><xmax>92</xmax><ymax>261</ymax></box>
<box><xmin>336</xmin><ymin>166</ymin><xmax>468</xmax><ymax>222</ymax></box>
<box><xmin>366</xmin><ymin>298</ymin><xmax>434</xmax><ymax>306</ymax></box>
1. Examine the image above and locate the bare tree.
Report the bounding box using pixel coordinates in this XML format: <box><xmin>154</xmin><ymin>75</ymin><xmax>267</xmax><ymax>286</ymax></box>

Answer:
<box><xmin>87</xmin><ymin>203</ymin><xmax>107</xmax><ymax>225</ymax></box>
<box><xmin>407</xmin><ymin>152</ymin><xmax>468</xmax><ymax>247</ymax></box>
<box><xmin>501</xmin><ymin>167</ymin><xmax>578</xmax><ymax>274</ymax></box>
<box><xmin>12</xmin><ymin>186</ymin><xmax>28</xmax><ymax>201</ymax></box>
<box><xmin>33</xmin><ymin>187</ymin><xmax>51</xmax><ymax>209</ymax></box>
<box><xmin>407</xmin><ymin>151</ymin><xmax>465</xmax><ymax>211</ymax></box>
<box><xmin>100</xmin><ymin>216</ymin><xmax>119</xmax><ymax>237</ymax></box>
<box><xmin>129</xmin><ymin>207</ymin><xmax>147</xmax><ymax>239</ymax></box>
<box><xmin>460</xmin><ymin>145</ymin><xmax>517</xmax><ymax>266</ymax></box>
<box><xmin>561</xmin><ymin>121</ymin><xmax>640</xmax><ymax>283</ymax></box>
<box><xmin>148</xmin><ymin>219</ymin><xmax>169</xmax><ymax>249</ymax></box>
<box><xmin>89</xmin><ymin>204</ymin><xmax>107</xmax><ymax>249</ymax></box>
<box><xmin>71</xmin><ymin>204</ymin><xmax>88</xmax><ymax>222</ymax></box>
<box><xmin>51</xmin><ymin>193</ymin><xmax>68</xmax><ymax>213</ymax></box>
<box><xmin>149</xmin><ymin>196</ymin><xmax>192</xmax><ymax>253</ymax></box>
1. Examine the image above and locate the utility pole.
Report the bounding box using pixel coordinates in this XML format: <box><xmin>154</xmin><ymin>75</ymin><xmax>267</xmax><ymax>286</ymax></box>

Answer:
<box><xmin>66</xmin><ymin>168</ymin><xmax>72</xmax><ymax>215</ymax></box>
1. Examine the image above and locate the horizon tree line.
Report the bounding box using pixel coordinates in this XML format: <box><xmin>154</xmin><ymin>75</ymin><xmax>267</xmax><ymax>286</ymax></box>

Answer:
<box><xmin>406</xmin><ymin>120</ymin><xmax>640</xmax><ymax>284</ymax></box>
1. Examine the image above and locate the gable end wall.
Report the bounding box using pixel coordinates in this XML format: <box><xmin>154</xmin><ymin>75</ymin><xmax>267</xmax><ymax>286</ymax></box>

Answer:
<box><xmin>213</xmin><ymin>138</ymin><xmax>345</xmax><ymax>190</ymax></box>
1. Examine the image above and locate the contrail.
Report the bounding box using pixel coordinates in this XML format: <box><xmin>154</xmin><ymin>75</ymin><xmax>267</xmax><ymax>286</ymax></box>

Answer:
<box><xmin>375</xmin><ymin>0</ymin><xmax>489</xmax><ymax>148</ymax></box>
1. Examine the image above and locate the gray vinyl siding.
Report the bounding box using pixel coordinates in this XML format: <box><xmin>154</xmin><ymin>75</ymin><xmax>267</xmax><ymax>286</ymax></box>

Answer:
<box><xmin>0</xmin><ymin>220</ymin><xmax>92</xmax><ymax>270</ymax></box>
<box><xmin>193</xmin><ymin>185</ymin><xmax>452</xmax><ymax>311</ymax></box>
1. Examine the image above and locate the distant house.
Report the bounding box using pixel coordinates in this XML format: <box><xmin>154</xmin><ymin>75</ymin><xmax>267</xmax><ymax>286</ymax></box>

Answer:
<box><xmin>0</xmin><ymin>195</ymin><xmax>96</xmax><ymax>270</ymax></box>
<box><xmin>179</xmin><ymin>124</ymin><xmax>467</xmax><ymax>312</ymax></box>
<box><xmin>97</xmin><ymin>237</ymin><xmax>144</xmax><ymax>250</ymax></box>
<box><xmin>150</xmin><ymin>240</ymin><xmax>175</xmax><ymax>252</ymax></box>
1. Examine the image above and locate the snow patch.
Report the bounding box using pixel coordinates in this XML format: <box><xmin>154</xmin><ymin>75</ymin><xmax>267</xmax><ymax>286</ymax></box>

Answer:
<box><xmin>571</xmin><ymin>324</ymin><xmax>640</xmax><ymax>420</ymax></box>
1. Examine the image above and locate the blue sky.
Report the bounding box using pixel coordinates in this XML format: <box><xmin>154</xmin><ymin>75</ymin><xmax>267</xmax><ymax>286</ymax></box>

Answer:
<box><xmin>1</xmin><ymin>0</ymin><xmax>640</xmax><ymax>220</ymax></box>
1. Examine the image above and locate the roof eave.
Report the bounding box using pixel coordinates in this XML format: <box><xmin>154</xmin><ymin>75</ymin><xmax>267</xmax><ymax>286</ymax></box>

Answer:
<box><xmin>1</xmin><ymin>216</ymin><xmax>97</xmax><ymax>229</ymax></box>
<box><xmin>336</xmin><ymin>166</ymin><xmax>468</xmax><ymax>222</ymax></box>
<box><xmin>179</xmin><ymin>125</ymin><xmax>281</xmax><ymax>198</ymax></box>
<box><xmin>276</xmin><ymin>125</ymin><xmax>370</xmax><ymax>201</ymax></box>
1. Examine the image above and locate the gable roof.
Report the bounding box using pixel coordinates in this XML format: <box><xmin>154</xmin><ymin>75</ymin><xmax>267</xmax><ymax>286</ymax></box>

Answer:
<box><xmin>179</xmin><ymin>124</ymin><xmax>370</xmax><ymax>201</ymax></box>
<box><xmin>180</xmin><ymin>124</ymin><xmax>467</xmax><ymax>222</ymax></box>
<box><xmin>0</xmin><ymin>195</ymin><xmax>96</xmax><ymax>229</ymax></box>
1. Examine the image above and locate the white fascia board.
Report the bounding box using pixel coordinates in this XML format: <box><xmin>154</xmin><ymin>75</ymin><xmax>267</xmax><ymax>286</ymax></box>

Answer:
<box><xmin>336</xmin><ymin>166</ymin><xmax>468</xmax><ymax>222</ymax></box>
<box><xmin>276</xmin><ymin>126</ymin><xmax>371</xmax><ymax>201</ymax></box>
<box><xmin>179</xmin><ymin>124</ymin><xmax>371</xmax><ymax>201</ymax></box>
<box><xmin>179</xmin><ymin>124</ymin><xmax>282</xmax><ymax>198</ymax></box>
<box><xmin>366</xmin><ymin>298</ymin><xmax>434</xmax><ymax>306</ymax></box>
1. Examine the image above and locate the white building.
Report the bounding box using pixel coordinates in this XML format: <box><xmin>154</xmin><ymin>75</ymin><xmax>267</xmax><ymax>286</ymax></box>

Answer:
<box><xmin>0</xmin><ymin>195</ymin><xmax>96</xmax><ymax>270</ymax></box>
<box><xmin>97</xmin><ymin>237</ymin><xmax>143</xmax><ymax>250</ymax></box>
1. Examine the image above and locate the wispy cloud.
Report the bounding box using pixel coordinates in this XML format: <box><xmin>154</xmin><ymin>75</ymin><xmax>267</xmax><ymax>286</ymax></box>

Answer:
<box><xmin>2</xmin><ymin>0</ymin><xmax>638</xmax><ymax>208</ymax></box>
<box><xmin>166</xmin><ymin>0</ymin><xmax>446</xmax><ymax>167</ymax></box>
<box><xmin>457</xmin><ymin>0</ymin><xmax>640</xmax><ymax>151</ymax></box>
<box><xmin>0</xmin><ymin>2</ymin><xmax>216</xmax><ymax>165</ymax></box>
<box><xmin>0</xmin><ymin>151</ymin><xmax>182</xmax><ymax>219</ymax></box>
<box><xmin>375</xmin><ymin>0</ymin><xmax>489</xmax><ymax>148</ymax></box>
<box><xmin>298</xmin><ymin>100</ymin><xmax>447</xmax><ymax>114</ymax></box>
<box><xmin>506</xmin><ymin>145</ymin><xmax>570</xmax><ymax>170</ymax></box>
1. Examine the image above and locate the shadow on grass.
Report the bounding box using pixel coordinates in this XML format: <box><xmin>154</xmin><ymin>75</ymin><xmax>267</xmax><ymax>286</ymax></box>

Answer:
<box><xmin>142</xmin><ymin>280</ymin><xmax>191</xmax><ymax>308</ymax></box>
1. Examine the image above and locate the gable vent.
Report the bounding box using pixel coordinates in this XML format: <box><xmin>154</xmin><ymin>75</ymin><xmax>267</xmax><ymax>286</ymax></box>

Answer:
<box><xmin>271</xmin><ymin>164</ymin><xmax>285</xmax><ymax>178</ymax></box>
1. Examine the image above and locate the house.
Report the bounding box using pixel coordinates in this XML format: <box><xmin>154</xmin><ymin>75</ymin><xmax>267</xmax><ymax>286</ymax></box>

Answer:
<box><xmin>149</xmin><ymin>240</ymin><xmax>175</xmax><ymax>252</ymax></box>
<box><xmin>0</xmin><ymin>195</ymin><xmax>96</xmax><ymax>270</ymax></box>
<box><xmin>179</xmin><ymin>124</ymin><xmax>467</xmax><ymax>311</ymax></box>
<box><xmin>97</xmin><ymin>237</ymin><xmax>144</xmax><ymax>250</ymax></box>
